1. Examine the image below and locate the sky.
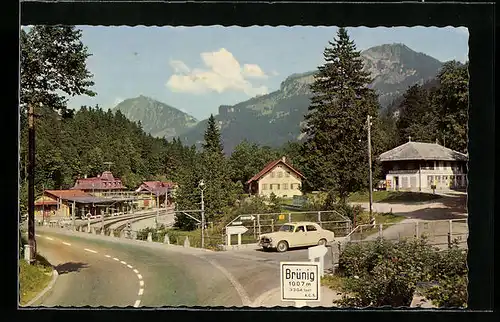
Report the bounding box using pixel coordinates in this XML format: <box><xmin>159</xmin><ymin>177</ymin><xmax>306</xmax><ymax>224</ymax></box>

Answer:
<box><xmin>32</xmin><ymin>26</ymin><xmax>469</xmax><ymax>120</ymax></box>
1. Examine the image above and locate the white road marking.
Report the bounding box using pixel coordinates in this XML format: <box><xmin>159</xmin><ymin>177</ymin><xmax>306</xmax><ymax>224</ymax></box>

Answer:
<box><xmin>133</xmin><ymin>269</ymin><xmax>139</xmax><ymax>274</ymax></box>
<box><xmin>45</xmin><ymin>237</ymin><xmax>53</xmax><ymax>240</ymax></box>
<box><xmin>120</xmin><ymin>261</ymin><xmax>127</xmax><ymax>265</ymax></box>
<box><xmin>137</xmin><ymin>274</ymin><xmax>142</xmax><ymax>280</ymax></box>
<box><xmin>127</xmin><ymin>264</ymin><xmax>133</xmax><ymax>269</ymax></box>
<box><xmin>62</xmin><ymin>242</ymin><xmax>71</xmax><ymax>246</ymax></box>
<box><xmin>84</xmin><ymin>248</ymin><xmax>97</xmax><ymax>253</ymax></box>
<box><xmin>113</xmin><ymin>257</ymin><xmax>119</xmax><ymax>261</ymax></box>
<box><xmin>139</xmin><ymin>280</ymin><xmax>144</xmax><ymax>287</ymax></box>
<box><xmin>105</xmin><ymin>255</ymin><xmax>111</xmax><ymax>258</ymax></box>
<box><xmin>138</xmin><ymin>288</ymin><xmax>144</xmax><ymax>296</ymax></box>
<box><xmin>133</xmin><ymin>299</ymin><xmax>141</xmax><ymax>307</ymax></box>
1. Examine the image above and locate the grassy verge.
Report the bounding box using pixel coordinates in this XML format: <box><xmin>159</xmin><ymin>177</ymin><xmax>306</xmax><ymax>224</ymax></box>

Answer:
<box><xmin>352</xmin><ymin>211</ymin><xmax>407</xmax><ymax>240</ymax></box>
<box><xmin>321</xmin><ymin>274</ymin><xmax>345</xmax><ymax>291</ymax></box>
<box><xmin>348</xmin><ymin>191</ymin><xmax>441</xmax><ymax>203</ymax></box>
<box><xmin>19</xmin><ymin>254</ymin><xmax>53</xmax><ymax>305</ymax></box>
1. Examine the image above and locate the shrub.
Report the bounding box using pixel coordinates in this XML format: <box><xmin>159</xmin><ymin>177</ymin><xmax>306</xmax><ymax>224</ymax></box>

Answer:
<box><xmin>424</xmin><ymin>274</ymin><xmax>468</xmax><ymax>308</ymax></box>
<box><xmin>335</xmin><ymin>237</ymin><xmax>440</xmax><ymax>307</ymax></box>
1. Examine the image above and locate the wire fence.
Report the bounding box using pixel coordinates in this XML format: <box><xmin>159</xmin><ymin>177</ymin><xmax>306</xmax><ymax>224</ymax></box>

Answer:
<box><xmin>223</xmin><ymin>210</ymin><xmax>352</xmax><ymax>246</ymax></box>
<box><xmin>324</xmin><ymin>218</ymin><xmax>469</xmax><ymax>271</ymax></box>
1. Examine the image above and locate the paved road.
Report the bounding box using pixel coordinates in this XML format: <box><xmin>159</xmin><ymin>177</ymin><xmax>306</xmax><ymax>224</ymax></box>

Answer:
<box><xmin>34</xmin><ymin>228</ymin><xmax>244</xmax><ymax>307</ymax></box>
<box><xmin>34</xmin><ymin>227</ymin><xmax>326</xmax><ymax>307</ymax></box>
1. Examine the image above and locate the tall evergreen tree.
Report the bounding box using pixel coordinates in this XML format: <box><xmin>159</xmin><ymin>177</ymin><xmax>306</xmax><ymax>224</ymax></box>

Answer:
<box><xmin>433</xmin><ymin>61</ymin><xmax>469</xmax><ymax>153</ymax></box>
<box><xmin>300</xmin><ymin>27</ymin><xmax>382</xmax><ymax>202</ymax></box>
<box><xmin>202</xmin><ymin>114</ymin><xmax>223</xmax><ymax>154</ymax></box>
<box><xmin>396</xmin><ymin>84</ymin><xmax>438</xmax><ymax>144</ymax></box>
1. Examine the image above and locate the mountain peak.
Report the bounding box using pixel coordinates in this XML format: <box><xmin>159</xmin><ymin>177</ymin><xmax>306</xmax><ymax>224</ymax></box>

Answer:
<box><xmin>112</xmin><ymin>96</ymin><xmax>198</xmax><ymax>139</ymax></box>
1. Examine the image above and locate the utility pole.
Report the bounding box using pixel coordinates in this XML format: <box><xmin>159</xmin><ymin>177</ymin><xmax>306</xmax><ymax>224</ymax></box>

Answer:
<box><xmin>27</xmin><ymin>102</ymin><xmax>36</xmax><ymax>263</ymax></box>
<box><xmin>155</xmin><ymin>193</ymin><xmax>159</xmax><ymax>229</ymax></box>
<box><xmin>367</xmin><ymin>115</ymin><xmax>374</xmax><ymax>226</ymax></box>
<box><xmin>199</xmin><ymin>180</ymin><xmax>205</xmax><ymax>249</ymax></box>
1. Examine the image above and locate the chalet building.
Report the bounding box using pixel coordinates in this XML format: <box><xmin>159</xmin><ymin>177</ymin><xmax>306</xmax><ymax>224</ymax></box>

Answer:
<box><xmin>247</xmin><ymin>156</ymin><xmax>305</xmax><ymax>198</ymax></box>
<box><xmin>34</xmin><ymin>189</ymin><xmax>135</xmax><ymax>222</ymax></box>
<box><xmin>379</xmin><ymin>140</ymin><xmax>468</xmax><ymax>192</ymax></box>
<box><xmin>71</xmin><ymin>171</ymin><xmax>126</xmax><ymax>196</ymax></box>
<box><xmin>135</xmin><ymin>181</ymin><xmax>177</xmax><ymax>209</ymax></box>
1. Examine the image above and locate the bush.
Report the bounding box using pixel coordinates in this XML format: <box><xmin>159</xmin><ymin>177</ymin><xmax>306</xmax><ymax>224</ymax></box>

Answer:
<box><xmin>424</xmin><ymin>274</ymin><xmax>467</xmax><ymax>308</ymax></box>
<box><xmin>335</xmin><ymin>237</ymin><xmax>440</xmax><ymax>307</ymax></box>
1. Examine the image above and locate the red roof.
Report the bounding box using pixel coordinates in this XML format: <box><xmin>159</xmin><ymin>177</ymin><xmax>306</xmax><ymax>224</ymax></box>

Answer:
<box><xmin>135</xmin><ymin>181</ymin><xmax>176</xmax><ymax>195</ymax></box>
<box><xmin>34</xmin><ymin>200</ymin><xmax>58</xmax><ymax>206</ymax></box>
<box><xmin>246</xmin><ymin>157</ymin><xmax>305</xmax><ymax>184</ymax></box>
<box><xmin>71</xmin><ymin>171</ymin><xmax>126</xmax><ymax>190</ymax></box>
<box><xmin>45</xmin><ymin>189</ymin><xmax>91</xmax><ymax>199</ymax></box>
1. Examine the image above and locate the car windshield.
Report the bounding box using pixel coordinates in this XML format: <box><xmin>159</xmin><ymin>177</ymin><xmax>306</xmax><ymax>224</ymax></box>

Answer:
<box><xmin>279</xmin><ymin>224</ymin><xmax>295</xmax><ymax>232</ymax></box>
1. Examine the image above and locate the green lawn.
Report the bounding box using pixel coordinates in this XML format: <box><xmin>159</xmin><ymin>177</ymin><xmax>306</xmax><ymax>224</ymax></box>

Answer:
<box><xmin>19</xmin><ymin>254</ymin><xmax>53</xmax><ymax>305</ymax></box>
<box><xmin>348</xmin><ymin>190</ymin><xmax>441</xmax><ymax>203</ymax></box>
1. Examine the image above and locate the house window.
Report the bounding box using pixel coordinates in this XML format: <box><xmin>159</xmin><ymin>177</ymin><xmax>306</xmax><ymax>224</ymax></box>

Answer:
<box><xmin>285</xmin><ymin>172</ymin><xmax>290</xmax><ymax>177</ymax></box>
<box><xmin>277</xmin><ymin>171</ymin><xmax>283</xmax><ymax>178</ymax></box>
<box><xmin>276</xmin><ymin>184</ymin><xmax>280</xmax><ymax>190</ymax></box>
<box><xmin>283</xmin><ymin>183</ymin><xmax>288</xmax><ymax>190</ymax></box>
<box><xmin>262</xmin><ymin>184</ymin><xmax>268</xmax><ymax>190</ymax></box>
<box><xmin>270</xmin><ymin>172</ymin><xmax>275</xmax><ymax>178</ymax></box>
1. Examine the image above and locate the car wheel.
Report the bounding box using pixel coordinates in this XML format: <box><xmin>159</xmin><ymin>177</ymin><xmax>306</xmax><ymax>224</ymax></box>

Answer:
<box><xmin>276</xmin><ymin>240</ymin><xmax>288</xmax><ymax>253</ymax></box>
<box><xmin>318</xmin><ymin>238</ymin><xmax>327</xmax><ymax>246</ymax></box>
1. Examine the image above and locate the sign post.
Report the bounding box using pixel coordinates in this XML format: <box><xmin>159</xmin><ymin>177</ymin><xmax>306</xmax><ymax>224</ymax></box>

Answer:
<box><xmin>226</xmin><ymin>226</ymin><xmax>248</xmax><ymax>246</ymax></box>
<box><xmin>280</xmin><ymin>261</ymin><xmax>321</xmax><ymax>307</ymax></box>
<box><xmin>308</xmin><ymin>245</ymin><xmax>328</xmax><ymax>278</ymax></box>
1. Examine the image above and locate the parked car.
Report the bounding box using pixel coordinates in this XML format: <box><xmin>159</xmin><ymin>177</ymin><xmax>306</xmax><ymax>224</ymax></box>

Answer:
<box><xmin>258</xmin><ymin>221</ymin><xmax>335</xmax><ymax>253</ymax></box>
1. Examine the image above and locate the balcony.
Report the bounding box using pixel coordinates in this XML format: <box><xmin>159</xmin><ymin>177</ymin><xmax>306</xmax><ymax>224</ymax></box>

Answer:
<box><xmin>388</xmin><ymin>168</ymin><xmax>465</xmax><ymax>175</ymax></box>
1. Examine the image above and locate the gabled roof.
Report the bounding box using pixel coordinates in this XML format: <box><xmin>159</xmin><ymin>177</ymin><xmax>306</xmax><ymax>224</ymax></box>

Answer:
<box><xmin>34</xmin><ymin>200</ymin><xmax>58</xmax><ymax>206</ymax></box>
<box><xmin>246</xmin><ymin>157</ymin><xmax>305</xmax><ymax>184</ymax></box>
<box><xmin>45</xmin><ymin>189</ymin><xmax>90</xmax><ymax>199</ymax></box>
<box><xmin>71</xmin><ymin>171</ymin><xmax>126</xmax><ymax>190</ymax></box>
<box><xmin>135</xmin><ymin>181</ymin><xmax>175</xmax><ymax>196</ymax></box>
<box><xmin>379</xmin><ymin>142</ymin><xmax>468</xmax><ymax>162</ymax></box>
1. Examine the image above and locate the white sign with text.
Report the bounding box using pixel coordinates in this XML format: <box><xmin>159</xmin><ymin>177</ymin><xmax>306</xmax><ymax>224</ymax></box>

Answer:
<box><xmin>280</xmin><ymin>261</ymin><xmax>320</xmax><ymax>306</ymax></box>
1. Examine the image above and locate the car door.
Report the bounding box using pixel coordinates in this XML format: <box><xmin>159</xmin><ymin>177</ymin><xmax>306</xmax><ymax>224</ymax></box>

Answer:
<box><xmin>292</xmin><ymin>225</ymin><xmax>307</xmax><ymax>247</ymax></box>
<box><xmin>305</xmin><ymin>224</ymin><xmax>321</xmax><ymax>245</ymax></box>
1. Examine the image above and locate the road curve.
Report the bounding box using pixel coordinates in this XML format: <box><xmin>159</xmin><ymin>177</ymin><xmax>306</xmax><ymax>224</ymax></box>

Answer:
<box><xmin>34</xmin><ymin>228</ymin><xmax>244</xmax><ymax>307</ymax></box>
<box><xmin>34</xmin><ymin>235</ymin><xmax>142</xmax><ymax>307</ymax></box>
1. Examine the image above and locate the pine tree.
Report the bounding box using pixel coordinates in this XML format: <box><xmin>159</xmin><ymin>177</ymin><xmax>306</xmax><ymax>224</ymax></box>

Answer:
<box><xmin>396</xmin><ymin>84</ymin><xmax>438</xmax><ymax>144</ymax></box>
<box><xmin>202</xmin><ymin>114</ymin><xmax>224</xmax><ymax>154</ymax></box>
<box><xmin>300</xmin><ymin>27</ymin><xmax>382</xmax><ymax>202</ymax></box>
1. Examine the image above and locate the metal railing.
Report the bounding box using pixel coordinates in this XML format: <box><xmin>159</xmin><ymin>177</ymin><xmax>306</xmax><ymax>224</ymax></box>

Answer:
<box><xmin>223</xmin><ymin>210</ymin><xmax>352</xmax><ymax>246</ymax></box>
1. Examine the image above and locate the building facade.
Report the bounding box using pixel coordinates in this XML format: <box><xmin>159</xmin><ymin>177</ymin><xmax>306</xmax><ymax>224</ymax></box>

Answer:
<box><xmin>134</xmin><ymin>181</ymin><xmax>176</xmax><ymax>209</ymax></box>
<box><xmin>247</xmin><ymin>157</ymin><xmax>305</xmax><ymax>198</ymax></box>
<box><xmin>379</xmin><ymin>141</ymin><xmax>468</xmax><ymax>192</ymax></box>
<box><xmin>71</xmin><ymin>171</ymin><xmax>126</xmax><ymax>196</ymax></box>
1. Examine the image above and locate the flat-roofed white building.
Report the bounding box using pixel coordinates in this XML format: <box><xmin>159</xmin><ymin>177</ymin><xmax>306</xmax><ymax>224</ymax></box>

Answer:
<box><xmin>379</xmin><ymin>140</ymin><xmax>468</xmax><ymax>192</ymax></box>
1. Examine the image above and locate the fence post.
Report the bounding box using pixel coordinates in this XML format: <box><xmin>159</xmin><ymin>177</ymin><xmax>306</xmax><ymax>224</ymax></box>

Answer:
<box><xmin>318</xmin><ymin>211</ymin><xmax>322</xmax><ymax>227</ymax></box>
<box><xmin>448</xmin><ymin>219</ymin><xmax>453</xmax><ymax>248</ymax></box>
<box><xmin>415</xmin><ymin>221</ymin><xmax>419</xmax><ymax>239</ymax></box>
<box><xmin>378</xmin><ymin>224</ymin><xmax>383</xmax><ymax>238</ymax></box>
<box><xmin>257</xmin><ymin>214</ymin><xmax>261</xmax><ymax>236</ymax></box>
<box><xmin>288</xmin><ymin>213</ymin><xmax>292</xmax><ymax>223</ymax></box>
<box><xmin>271</xmin><ymin>219</ymin><xmax>274</xmax><ymax>232</ymax></box>
<box><xmin>253</xmin><ymin>219</ymin><xmax>256</xmax><ymax>240</ymax></box>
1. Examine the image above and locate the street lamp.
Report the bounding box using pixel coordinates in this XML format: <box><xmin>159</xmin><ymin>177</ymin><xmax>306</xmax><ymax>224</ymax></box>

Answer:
<box><xmin>199</xmin><ymin>180</ymin><xmax>205</xmax><ymax>249</ymax></box>
<box><xmin>367</xmin><ymin>115</ymin><xmax>375</xmax><ymax>226</ymax></box>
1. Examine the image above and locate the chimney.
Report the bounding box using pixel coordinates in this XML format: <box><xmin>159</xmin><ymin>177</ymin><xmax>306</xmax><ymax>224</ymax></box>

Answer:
<box><xmin>282</xmin><ymin>156</ymin><xmax>286</xmax><ymax>163</ymax></box>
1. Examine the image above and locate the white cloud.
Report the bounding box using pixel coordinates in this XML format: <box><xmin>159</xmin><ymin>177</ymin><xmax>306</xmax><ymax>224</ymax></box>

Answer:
<box><xmin>169</xmin><ymin>60</ymin><xmax>190</xmax><ymax>74</ymax></box>
<box><xmin>270</xmin><ymin>70</ymin><xmax>280</xmax><ymax>76</ymax></box>
<box><xmin>166</xmin><ymin>48</ymin><xmax>269</xmax><ymax>96</ymax></box>
<box><xmin>242</xmin><ymin>64</ymin><xmax>268</xmax><ymax>78</ymax></box>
